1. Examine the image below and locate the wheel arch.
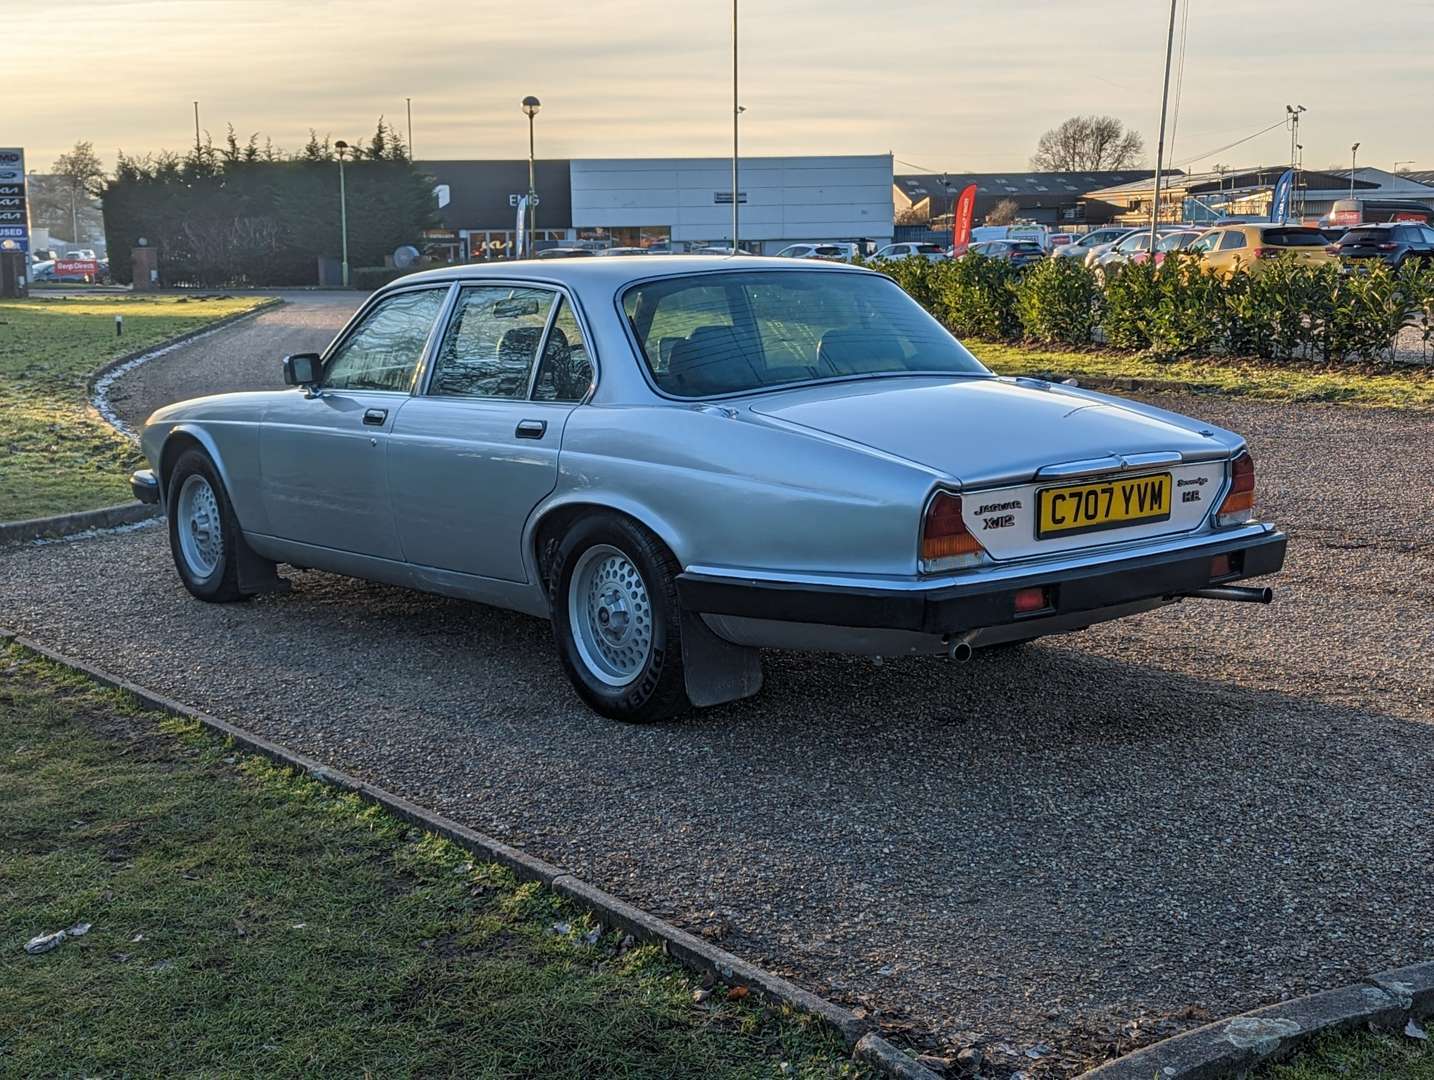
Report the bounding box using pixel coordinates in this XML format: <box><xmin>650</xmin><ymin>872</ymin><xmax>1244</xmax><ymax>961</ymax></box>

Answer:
<box><xmin>158</xmin><ymin>425</ymin><xmax>236</xmax><ymax>503</ymax></box>
<box><xmin>527</xmin><ymin>496</ymin><xmax>686</xmax><ymax>593</ymax></box>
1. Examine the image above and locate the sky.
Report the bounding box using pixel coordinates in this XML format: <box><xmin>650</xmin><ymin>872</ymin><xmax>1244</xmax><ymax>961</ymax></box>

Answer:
<box><xmin>9</xmin><ymin>0</ymin><xmax>1432</xmax><ymax>177</ymax></box>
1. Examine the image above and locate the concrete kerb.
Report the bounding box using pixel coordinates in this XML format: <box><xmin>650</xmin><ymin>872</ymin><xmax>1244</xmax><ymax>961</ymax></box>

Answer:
<box><xmin>0</xmin><ymin>297</ymin><xmax>284</xmax><ymax>546</ymax></box>
<box><xmin>1076</xmin><ymin>962</ymin><xmax>1434</xmax><ymax>1080</ymax></box>
<box><xmin>0</xmin><ymin>629</ymin><xmax>938</xmax><ymax>1080</ymax></box>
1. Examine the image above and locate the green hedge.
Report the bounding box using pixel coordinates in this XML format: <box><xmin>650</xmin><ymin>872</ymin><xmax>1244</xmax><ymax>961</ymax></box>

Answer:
<box><xmin>874</xmin><ymin>252</ymin><xmax>1434</xmax><ymax>364</ymax></box>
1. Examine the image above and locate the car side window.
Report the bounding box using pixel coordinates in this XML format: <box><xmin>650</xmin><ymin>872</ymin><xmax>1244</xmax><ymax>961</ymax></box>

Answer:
<box><xmin>428</xmin><ymin>286</ymin><xmax>556</xmax><ymax>398</ymax></box>
<box><xmin>324</xmin><ymin>288</ymin><xmax>447</xmax><ymax>393</ymax></box>
<box><xmin>1187</xmin><ymin>233</ymin><xmax>1218</xmax><ymax>254</ymax></box>
<box><xmin>1219</xmin><ymin>231</ymin><xmax>1246</xmax><ymax>251</ymax></box>
<box><xmin>532</xmin><ymin>298</ymin><xmax>594</xmax><ymax>403</ymax></box>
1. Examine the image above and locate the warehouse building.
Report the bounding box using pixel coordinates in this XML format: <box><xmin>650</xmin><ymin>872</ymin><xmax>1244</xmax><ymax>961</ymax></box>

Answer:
<box><xmin>420</xmin><ymin>154</ymin><xmax>894</xmax><ymax>258</ymax></box>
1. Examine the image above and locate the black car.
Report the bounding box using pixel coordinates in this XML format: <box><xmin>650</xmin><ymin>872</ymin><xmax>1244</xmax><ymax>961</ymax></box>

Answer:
<box><xmin>1333</xmin><ymin>222</ymin><xmax>1434</xmax><ymax>269</ymax></box>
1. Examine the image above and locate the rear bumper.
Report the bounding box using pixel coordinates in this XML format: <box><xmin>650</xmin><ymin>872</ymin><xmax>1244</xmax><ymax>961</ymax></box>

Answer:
<box><xmin>676</xmin><ymin>528</ymin><xmax>1286</xmax><ymax>635</ymax></box>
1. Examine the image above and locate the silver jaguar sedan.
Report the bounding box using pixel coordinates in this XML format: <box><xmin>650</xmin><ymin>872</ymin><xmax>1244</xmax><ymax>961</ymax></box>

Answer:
<box><xmin>132</xmin><ymin>256</ymin><xmax>1285</xmax><ymax>721</ymax></box>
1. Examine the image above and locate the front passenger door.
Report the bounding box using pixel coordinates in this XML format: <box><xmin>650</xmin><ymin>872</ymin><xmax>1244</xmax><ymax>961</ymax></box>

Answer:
<box><xmin>260</xmin><ymin>285</ymin><xmax>450</xmax><ymax>559</ymax></box>
<box><xmin>388</xmin><ymin>286</ymin><xmax>596</xmax><ymax>582</ymax></box>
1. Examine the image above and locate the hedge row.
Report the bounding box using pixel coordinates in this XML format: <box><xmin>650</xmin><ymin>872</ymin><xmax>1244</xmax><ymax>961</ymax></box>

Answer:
<box><xmin>876</xmin><ymin>253</ymin><xmax>1434</xmax><ymax>363</ymax></box>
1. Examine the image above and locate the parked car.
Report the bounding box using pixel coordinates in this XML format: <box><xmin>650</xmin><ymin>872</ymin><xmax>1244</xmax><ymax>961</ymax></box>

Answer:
<box><xmin>131</xmin><ymin>256</ymin><xmax>1285</xmax><ymax>722</ymax></box>
<box><xmin>64</xmin><ymin>249</ymin><xmax>98</xmax><ymax>260</ymax></box>
<box><xmin>1052</xmin><ymin>227</ymin><xmax>1132</xmax><ymax>261</ymax></box>
<box><xmin>774</xmin><ymin>242</ymin><xmax>859</xmax><ymax>261</ymax></box>
<box><xmin>1332</xmin><ymin>222</ymin><xmax>1434</xmax><ymax>270</ymax></box>
<box><xmin>1186</xmin><ymin>223</ymin><xmax>1335</xmax><ymax>279</ymax></box>
<box><xmin>536</xmin><ymin>247</ymin><xmax>597</xmax><ymax>259</ymax></box>
<box><xmin>872</xmin><ymin>242</ymin><xmax>946</xmax><ymax>262</ymax></box>
<box><xmin>967</xmin><ymin>239</ymin><xmax>1045</xmax><ymax>268</ymax></box>
<box><xmin>1127</xmin><ymin>230</ymin><xmax>1206</xmax><ymax>266</ymax></box>
<box><xmin>1048</xmin><ymin>233</ymin><xmax>1074</xmax><ymax>250</ymax></box>
<box><xmin>596</xmin><ymin>247</ymin><xmax>653</xmax><ymax>257</ymax></box>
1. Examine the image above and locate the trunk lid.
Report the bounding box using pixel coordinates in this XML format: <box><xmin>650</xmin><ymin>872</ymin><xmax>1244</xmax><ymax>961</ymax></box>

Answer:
<box><xmin>747</xmin><ymin>376</ymin><xmax>1224</xmax><ymax>488</ymax></box>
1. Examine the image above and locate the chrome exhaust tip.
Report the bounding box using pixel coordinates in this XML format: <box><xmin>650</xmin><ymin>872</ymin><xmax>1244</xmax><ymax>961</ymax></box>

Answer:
<box><xmin>946</xmin><ymin>630</ymin><xmax>977</xmax><ymax>662</ymax></box>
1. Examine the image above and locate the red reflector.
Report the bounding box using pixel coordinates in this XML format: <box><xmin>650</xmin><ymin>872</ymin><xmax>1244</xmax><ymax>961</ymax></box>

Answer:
<box><xmin>1210</xmin><ymin>554</ymin><xmax>1232</xmax><ymax>579</ymax></box>
<box><xmin>1013</xmin><ymin>586</ymin><xmax>1048</xmax><ymax>614</ymax></box>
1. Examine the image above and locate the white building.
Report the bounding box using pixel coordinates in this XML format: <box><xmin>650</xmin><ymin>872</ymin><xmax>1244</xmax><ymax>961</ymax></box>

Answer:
<box><xmin>420</xmin><ymin>154</ymin><xmax>895</xmax><ymax>259</ymax></box>
<box><xmin>569</xmin><ymin>155</ymin><xmax>894</xmax><ymax>254</ymax></box>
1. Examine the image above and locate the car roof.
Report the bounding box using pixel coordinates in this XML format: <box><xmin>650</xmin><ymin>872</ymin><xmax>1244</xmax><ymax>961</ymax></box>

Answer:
<box><xmin>387</xmin><ymin>254</ymin><xmax>870</xmax><ymax>292</ymax></box>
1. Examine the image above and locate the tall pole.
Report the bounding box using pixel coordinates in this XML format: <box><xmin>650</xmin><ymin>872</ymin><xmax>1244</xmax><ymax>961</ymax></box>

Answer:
<box><xmin>1349</xmin><ymin>143</ymin><xmax>1359</xmax><ymax>200</ymax></box>
<box><xmin>527</xmin><ymin>113</ymin><xmax>536</xmax><ymax>257</ymax></box>
<box><xmin>336</xmin><ymin>144</ymin><xmax>350</xmax><ymax>288</ymax></box>
<box><xmin>731</xmin><ymin>0</ymin><xmax>739</xmax><ymax>253</ymax></box>
<box><xmin>406</xmin><ymin>97</ymin><xmax>413</xmax><ymax>159</ymax></box>
<box><xmin>193</xmin><ymin>100</ymin><xmax>201</xmax><ymax>156</ymax></box>
<box><xmin>1149</xmin><ymin>0</ymin><xmax>1178</xmax><ymax>255</ymax></box>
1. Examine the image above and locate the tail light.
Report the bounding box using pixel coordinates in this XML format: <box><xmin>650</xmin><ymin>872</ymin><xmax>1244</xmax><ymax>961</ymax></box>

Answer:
<box><xmin>1252</xmin><ymin>247</ymin><xmax>1277</xmax><ymax>259</ymax></box>
<box><xmin>921</xmin><ymin>492</ymin><xmax>987</xmax><ymax>571</ymax></box>
<box><xmin>1216</xmin><ymin>452</ymin><xmax>1256</xmax><ymax>526</ymax></box>
<box><xmin>1325</xmin><ymin>245</ymin><xmax>1340</xmax><ymax>254</ymax></box>
<box><xmin>1377</xmin><ymin>242</ymin><xmax>1398</xmax><ymax>251</ymax></box>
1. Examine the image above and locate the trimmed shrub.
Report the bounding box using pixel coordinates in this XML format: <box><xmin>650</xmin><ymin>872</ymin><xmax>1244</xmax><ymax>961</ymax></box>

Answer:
<box><xmin>1012</xmin><ymin>257</ymin><xmax>1100</xmax><ymax>347</ymax></box>
<box><xmin>935</xmin><ymin>254</ymin><xmax>1020</xmax><ymax>341</ymax></box>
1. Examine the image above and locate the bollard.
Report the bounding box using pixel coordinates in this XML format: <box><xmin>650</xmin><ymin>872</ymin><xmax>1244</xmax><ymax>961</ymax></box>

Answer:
<box><xmin>115</xmin><ymin>314</ymin><xmax>123</xmax><ymax>337</ymax></box>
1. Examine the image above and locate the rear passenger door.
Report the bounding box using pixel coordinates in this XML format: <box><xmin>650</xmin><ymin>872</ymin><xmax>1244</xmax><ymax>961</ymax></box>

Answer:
<box><xmin>387</xmin><ymin>283</ymin><xmax>595</xmax><ymax>582</ymax></box>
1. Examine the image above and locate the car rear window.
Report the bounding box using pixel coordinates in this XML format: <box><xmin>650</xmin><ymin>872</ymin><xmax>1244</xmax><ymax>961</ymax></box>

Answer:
<box><xmin>1010</xmin><ymin>242</ymin><xmax>1043</xmax><ymax>252</ymax></box>
<box><xmin>1339</xmin><ymin>228</ymin><xmax>1389</xmax><ymax>245</ymax></box>
<box><xmin>915</xmin><ymin>243</ymin><xmax>944</xmax><ymax>253</ymax></box>
<box><xmin>622</xmin><ymin>270</ymin><xmax>988</xmax><ymax>397</ymax></box>
<box><xmin>1261</xmin><ymin>228</ymin><xmax>1328</xmax><ymax>247</ymax></box>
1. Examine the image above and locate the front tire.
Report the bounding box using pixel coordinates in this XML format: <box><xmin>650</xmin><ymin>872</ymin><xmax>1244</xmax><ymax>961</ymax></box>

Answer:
<box><xmin>548</xmin><ymin>514</ymin><xmax>691</xmax><ymax>722</ymax></box>
<box><xmin>167</xmin><ymin>448</ymin><xmax>244</xmax><ymax>603</ymax></box>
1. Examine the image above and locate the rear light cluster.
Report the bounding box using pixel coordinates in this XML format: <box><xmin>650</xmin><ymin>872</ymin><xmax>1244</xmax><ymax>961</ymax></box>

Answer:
<box><xmin>1252</xmin><ymin>247</ymin><xmax>1278</xmax><ymax>259</ymax></box>
<box><xmin>1216</xmin><ymin>451</ymin><xmax>1256</xmax><ymax>526</ymax></box>
<box><xmin>920</xmin><ymin>492</ymin><xmax>988</xmax><ymax>572</ymax></box>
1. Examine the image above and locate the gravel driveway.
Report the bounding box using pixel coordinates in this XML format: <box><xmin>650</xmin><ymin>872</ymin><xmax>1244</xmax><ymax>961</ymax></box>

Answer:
<box><xmin>4</xmin><ymin>308</ymin><xmax>1432</xmax><ymax>1076</ymax></box>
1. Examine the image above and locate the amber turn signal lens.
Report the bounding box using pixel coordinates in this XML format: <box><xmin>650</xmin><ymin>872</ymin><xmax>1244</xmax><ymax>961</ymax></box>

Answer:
<box><xmin>1216</xmin><ymin>452</ymin><xmax>1256</xmax><ymax>525</ymax></box>
<box><xmin>921</xmin><ymin>492</ymin><xmax>986</xmax><ymax>563</ymax></box>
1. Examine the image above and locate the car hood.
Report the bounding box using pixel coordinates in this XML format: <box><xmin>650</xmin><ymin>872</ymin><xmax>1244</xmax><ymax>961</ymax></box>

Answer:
<box><xmin>745</xmin><ymin>375</ymin><xmax>1235</xmax><ymax>488</ymax></box>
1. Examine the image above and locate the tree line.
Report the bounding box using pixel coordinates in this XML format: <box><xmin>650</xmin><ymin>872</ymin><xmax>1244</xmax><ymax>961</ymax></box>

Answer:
<box><xmin>96</xmin><ymin>119</ymin><xmax>437</xmax><ymax>286</ymax></box>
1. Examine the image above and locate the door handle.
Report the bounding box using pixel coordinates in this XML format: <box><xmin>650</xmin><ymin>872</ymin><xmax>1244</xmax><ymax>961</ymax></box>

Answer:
<box><xmin>515</xmin><ymin>419</ymin><xmax>547</xmax><ymax>440</ymax></box>
<box><xmin>362</xmin><ymin>408</ymin><xmax>388</xmax><ymax>426</ymax></box>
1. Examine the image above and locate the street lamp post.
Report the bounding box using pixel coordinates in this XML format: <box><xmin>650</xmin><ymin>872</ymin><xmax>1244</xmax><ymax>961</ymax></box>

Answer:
<box><xmin>1149</xmin><ymin>0</ymin><xmax>1178</xmax><ymax>254</ymax></box>
<box><xmin>334</xmin><ymin>140</ymin><xmax>350</xmax><ymax>287</ymax></box>
<box><xmin>522</xmin><ymin>96</ymin><xmax>541</xmax><ymax>258</ymax></box>
<box><xmin>1350</xmin><ymin>142</ymin><xmax>1361</xmax><ymax>201</ymax></box>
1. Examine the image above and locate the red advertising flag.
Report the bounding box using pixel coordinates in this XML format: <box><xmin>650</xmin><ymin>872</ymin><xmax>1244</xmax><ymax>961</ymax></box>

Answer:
<box><xmin>951</xmin><ymin>184</ymin><xmax>978</xmax><ymax>256</ymax></box>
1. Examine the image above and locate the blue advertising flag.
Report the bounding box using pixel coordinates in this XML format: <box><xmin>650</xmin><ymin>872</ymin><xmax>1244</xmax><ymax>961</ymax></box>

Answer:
<box><xmin>1270</xmin><ymin>169</ymin><xmax>1294</xmax><ymax>223</ymax></box>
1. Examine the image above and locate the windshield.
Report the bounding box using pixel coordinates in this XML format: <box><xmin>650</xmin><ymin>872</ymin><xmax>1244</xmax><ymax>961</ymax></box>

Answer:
<box><xmin>622</xmin><ymin>270</ymin><xmax>989</xmax><ymax>398</ymax></box>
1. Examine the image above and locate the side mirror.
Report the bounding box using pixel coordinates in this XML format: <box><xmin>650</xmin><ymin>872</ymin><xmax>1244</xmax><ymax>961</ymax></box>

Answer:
<box><xmin>283</xmin><ymin>353</ymin><xmax>322</xmax><ymax>388</ymax></box>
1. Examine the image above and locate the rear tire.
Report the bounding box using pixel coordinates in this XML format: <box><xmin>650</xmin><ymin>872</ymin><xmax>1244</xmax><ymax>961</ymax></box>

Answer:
<box><xmin>167</xmin><ymin>448</ymin><xmax>244</xmax><ymax>603</ymax></box>
<box><xmin>548</xmin><ymin>514</ymin><xmax>692</xmax><ymax>722</ymax></box>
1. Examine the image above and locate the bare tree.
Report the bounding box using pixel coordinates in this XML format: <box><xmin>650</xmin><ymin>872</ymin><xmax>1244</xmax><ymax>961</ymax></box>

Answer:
<box><xmin>1030</xmin><ymin>116</ymin><xmax>1144</xmax><ymax>172</ymax></box>
<box><xmin>985</xmin><ymin>198</ymin><xmax>1020</xmax><ymax>225</ymax></box>
<box><xmin>49</xmin><ymin>140</ymin><xmax>107</xmax><ymax>244</ymax></box>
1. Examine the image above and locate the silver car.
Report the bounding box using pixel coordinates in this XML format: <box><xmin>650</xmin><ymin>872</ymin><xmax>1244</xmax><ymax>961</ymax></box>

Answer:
<box><xmin>132</xmin><ymin>257</ymin><xmax>1286</xmax><ymax>722</ymax></box>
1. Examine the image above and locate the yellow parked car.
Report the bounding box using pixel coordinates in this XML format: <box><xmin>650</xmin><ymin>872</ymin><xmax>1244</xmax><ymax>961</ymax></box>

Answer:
<box><xmin>1185</xmin><ymin>223</ymin><xmax>1335</xmax><ymax>279</ymax></box>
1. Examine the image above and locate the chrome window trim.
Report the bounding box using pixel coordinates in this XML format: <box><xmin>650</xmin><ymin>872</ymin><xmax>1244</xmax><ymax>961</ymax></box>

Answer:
<box><xmin>318</xmin><ymin>280</ymin><xmax>456</xmax><ymax>394</ymax></box>
<box><xmin>416</xmin><ymin>279</ymin><xmax>599</xmax><ymax>405</ymax></box>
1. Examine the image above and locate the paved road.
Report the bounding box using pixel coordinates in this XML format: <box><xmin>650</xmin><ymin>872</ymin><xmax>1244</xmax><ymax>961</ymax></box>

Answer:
<box><xmin>4</xmin><ymin>307</ymin><xmax>1432</xmax><ymax>1075</ymax></box>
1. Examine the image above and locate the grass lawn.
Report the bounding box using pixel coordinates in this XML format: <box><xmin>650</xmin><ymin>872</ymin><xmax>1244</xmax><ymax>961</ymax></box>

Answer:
<box><xmin>0</xmin><ymin>648</ymin><xmax>864</xmax><ymax>1078</ymax></box>
<box><xmin>0</xmin><ymin>294</ymin><xmax>268</xmax><ymax>522</ymax></box>
<box><xmin>1257</xmin><ymin>1028</ymin><xmax>1434</xmax><ymax>1079</ymax></box>
<box><xmin>977</xmin><ymin>342</ymin><xmax>1434</xmax><ymax>411</ymax></box>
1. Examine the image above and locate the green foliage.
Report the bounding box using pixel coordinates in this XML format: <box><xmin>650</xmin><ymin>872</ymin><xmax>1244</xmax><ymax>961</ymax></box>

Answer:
<box><xmin>101</xmin><ymin>119</ymin><xmax>438</xmax><ymax>287</ymax></box>
<box><xmin>935</xmin><ymin>254</ymin><xmax>1021</xmax><ymax>341</ymax></box>
<box><xmin>1012</xmin><ymin>256</ymin><xmax>1100</xmax><ymax>346</ymax></box>
<box><xmin>890</xmin><ymin>247</ymin><xmax>1432</xmax><ymax>366</ymax></box>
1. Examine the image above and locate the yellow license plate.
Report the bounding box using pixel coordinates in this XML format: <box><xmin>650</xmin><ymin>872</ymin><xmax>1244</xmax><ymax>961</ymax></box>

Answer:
<box><xmin>1037</xmin><ymin>472</ymin><xmax>1172</xmax><ymax>539</ymax></box>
